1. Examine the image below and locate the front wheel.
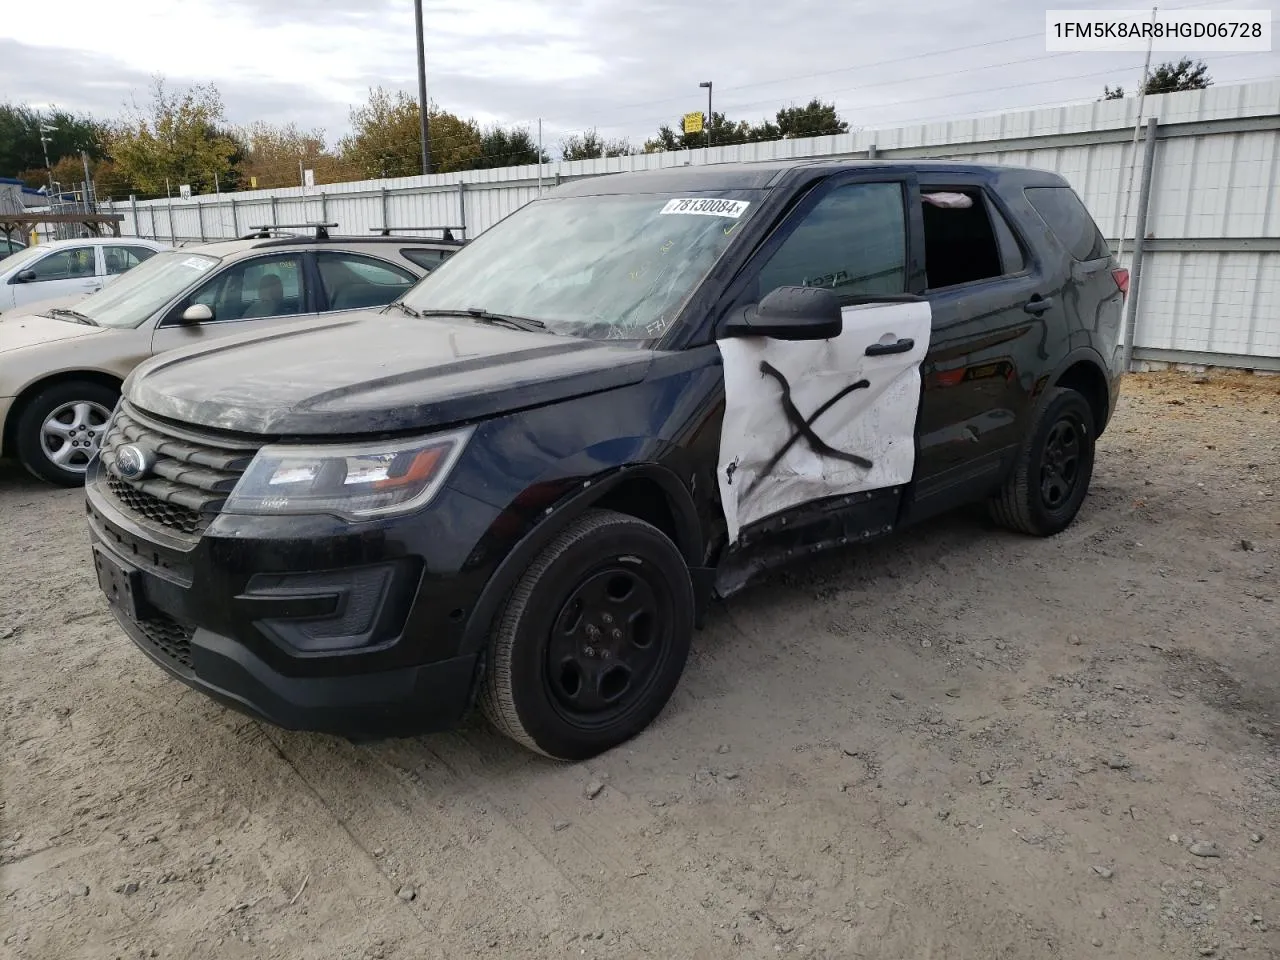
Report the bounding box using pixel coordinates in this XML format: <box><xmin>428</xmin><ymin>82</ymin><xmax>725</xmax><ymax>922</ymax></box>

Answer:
<box><xmin>989</xmin><ymin>386</ymin><xmax>1096</xmax><ymax>536</ymax></box>
<box><xmin>15</xmin><ymin>380</ymin><xmax>118</xmax><ymax>487</ymax></box>
<box><xmin>480</xmin><ymin>509</ymin><xmax>694</xmax><ymax>761</ymax></box>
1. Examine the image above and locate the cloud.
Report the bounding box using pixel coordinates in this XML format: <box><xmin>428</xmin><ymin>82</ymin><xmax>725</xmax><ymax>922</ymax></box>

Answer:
<box><xmin>2</xmin><ymin>0</ymin><xmax>1275</xmax><ymax>156</ymax></box>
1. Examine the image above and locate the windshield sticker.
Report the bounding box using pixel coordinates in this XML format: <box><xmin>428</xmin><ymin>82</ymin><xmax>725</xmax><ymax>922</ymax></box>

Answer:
<box><xmin>660</xmin><ymin>198</ymin><xmax>750</xmax><ymax>219</ymax></box>
<box><xmin>181</xmin><ymin>257</ymin><xmax>214</xmax><ymax>271</ymax></box>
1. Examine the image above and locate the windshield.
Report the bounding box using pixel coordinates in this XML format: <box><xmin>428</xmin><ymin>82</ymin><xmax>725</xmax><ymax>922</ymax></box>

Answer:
<box><xmin>400</xmin><ymin>190</ymin><xmax>763</xmax><ymax>340</ymax></box>
<box><xmin>69</xmin><ymin>251</ymin><xmax>220</xmax><ymax>328</ymax></box>
<box><xmin>1</xmin><ymin>243</ymin><xmax>53</xmax><ymax>274</ymax></box>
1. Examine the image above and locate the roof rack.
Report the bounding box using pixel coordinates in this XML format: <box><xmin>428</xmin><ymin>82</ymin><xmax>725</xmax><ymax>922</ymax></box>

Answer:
<box><xmin>370</xmin><ymin>225</ymin><xmax>466</xmax><ymax>242</ymax></box>
<box><xmin>244</xmin><ymin>222</ymin><xmax>339</xmax><ymax>241</ymax></box>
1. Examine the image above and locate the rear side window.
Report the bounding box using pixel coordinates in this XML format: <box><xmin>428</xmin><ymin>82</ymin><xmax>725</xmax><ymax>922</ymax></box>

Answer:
<box><xmin>1024</xmin><ymin>186</ymin><xmax>1110</xmax><ymax>262</ymax></box>
<box><xmin>400</xmin><ymin>247</ymin><xmax>451</xmax><ymax>270</ymax></box>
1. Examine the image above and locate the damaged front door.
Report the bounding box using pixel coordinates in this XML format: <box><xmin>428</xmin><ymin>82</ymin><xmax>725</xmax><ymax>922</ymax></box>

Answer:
<box><xmin>713</xmin><ymin>176</ymin><xmax>931</xmax><ymax>542</ymax></box>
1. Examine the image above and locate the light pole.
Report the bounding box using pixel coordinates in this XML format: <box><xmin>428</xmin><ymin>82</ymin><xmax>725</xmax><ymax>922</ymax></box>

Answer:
<box><xmin>414</xmin><ymin>0</ymin><xmax>431</xmax><ymax>175</ymax></box>
<box><xmin>699</xmin><ymin>81</ymin><xmax>713</xmax><ymax>151</ymax></box>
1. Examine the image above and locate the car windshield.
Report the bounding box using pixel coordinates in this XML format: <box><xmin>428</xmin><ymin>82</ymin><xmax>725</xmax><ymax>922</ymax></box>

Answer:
<box><xmin>68</xmin><ymin>251</ymin><xmax>220</xmax><ymax>328</ymax></box>
<box><xmin>399</xmin><ymin>190</ymin><xmax>763</xmax><ymax>340</ymax></box>
<box><xmin>1</xmin><ymin>243</ymin><xmax>54</xmax><ymax>273</ymax></box>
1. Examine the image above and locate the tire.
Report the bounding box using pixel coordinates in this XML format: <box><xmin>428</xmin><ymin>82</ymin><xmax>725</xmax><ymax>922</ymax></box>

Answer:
<box><xmin>480</xmin><ymin>509</ymin><xmax>695</xmax><ymax>761</ymax></box>
<box><xmin>15</xmin><ymin>380</ymin><xmax>118</xmax><ymax>487</ymax></box>
<box><xmin>989</xmin><ymin>386</ymin><xmax>1096</xmax><ymax>537</ymax></box>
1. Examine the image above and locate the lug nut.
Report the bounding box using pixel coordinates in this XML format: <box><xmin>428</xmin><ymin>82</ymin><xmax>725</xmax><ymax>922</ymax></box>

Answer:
<box><xmin>611</xmin><ymin>629</ymin><xmax>622</xmax><ymax>641</ymax></box>
<box><xmin>601</xmin><ymin>613</ymin><xmax>613</xmax><ymax>624</ymax></box>
<box><xmin>584</xmin><ymin>646</ymin><xmax>595</xmax><ymax>658</ymax></box>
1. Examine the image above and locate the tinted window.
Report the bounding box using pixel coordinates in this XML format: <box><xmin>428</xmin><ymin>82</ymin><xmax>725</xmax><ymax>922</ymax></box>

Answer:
<box><xmin>316</xmin><ymin>252</ymin><xmax>416</xmax><ymax>310</ymax></box>
<box><xmin>921</xmin><ymin>189</ymin><xmax>1002</xmax><ymax>289</ymax></box>
<box><xmin>186</xmin><ymin>254</ymin><xmax>304</xmax><ymax>322</ymax></box>
<box><xmin>104</xmin><ymin>245</ymin><xmax>157</xmax><ymax>275</ymax></box>
<box><xmin>400</xmin><ymin>247</ymin><xmax>452</xmax><ymax>270</ymax></box>
<box><xmin>27</xmin><ymin>246</ymin><xmax>96</xmax><ymax>281</ymax></box>
<box><xmin>755</xmin><ymin>182</ymin><xmax>907</xmax><ymax>301</ymax></box>
<box><xmin>1025</xmin><ymin>186</ymin><xmax>1109</xmax><ymax>261</ymax></box>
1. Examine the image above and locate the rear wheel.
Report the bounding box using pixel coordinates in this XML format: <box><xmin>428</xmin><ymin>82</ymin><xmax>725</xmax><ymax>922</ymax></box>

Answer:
<box><xmin>480</xmin><ymin>509</ymin><xmax>694</xmax><ymax>761</ymax></box>
<box><xmin>15</xmin><ymin>380</ymin><xmax>118</xmax><ymax>487</ymax></box>
<box><xmin>989</xmin><ymin>386</ymin><xmax>1095</xmax><ymax>536</ymax></box>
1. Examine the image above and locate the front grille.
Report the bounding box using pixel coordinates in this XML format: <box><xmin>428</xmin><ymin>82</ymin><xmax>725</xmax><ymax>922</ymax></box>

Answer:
<box><xmin>108</xmin><ymin>478</ymin><xmax>207</xmax><ymax>536</ymax></box>
<box><xmin>100</xmin><ymin>404</ymin><xmax>259</xmax><ymax>538</ymax></box>
<box><xmin>136</xmin><ymin>611</ymin><xmax>195</xmax><ymax>670</ymax></box>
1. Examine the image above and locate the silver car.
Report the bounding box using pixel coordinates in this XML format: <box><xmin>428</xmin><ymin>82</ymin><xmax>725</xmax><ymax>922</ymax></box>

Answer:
<box><xmin>0</xmin><ymin>229</ymin><xmax>462</xmax><ymax>485</ymax></box>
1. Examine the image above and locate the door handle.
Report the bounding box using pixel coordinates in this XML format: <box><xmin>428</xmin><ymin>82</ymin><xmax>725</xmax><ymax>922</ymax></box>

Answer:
<box><xmin>1023</xmin><ymin>296</ymin><xmax>1054</xmax><ymax>315</ymax></box>
<box><xmin>865</xmin><ymin>337</ymin><xmax>915</xmax><ymax>356</ymax></box>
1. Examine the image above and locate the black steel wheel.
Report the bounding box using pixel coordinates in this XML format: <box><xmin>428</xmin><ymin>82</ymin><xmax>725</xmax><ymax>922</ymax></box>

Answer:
<box><xmin>989</xmin><ymin>386</ymin><xmax>1096</xmax><ymax>537</ymax></box>
<box><xmin>480</xmin><ymin>509</ymin><xmax>694</xmax><ymax>761</ymax></box>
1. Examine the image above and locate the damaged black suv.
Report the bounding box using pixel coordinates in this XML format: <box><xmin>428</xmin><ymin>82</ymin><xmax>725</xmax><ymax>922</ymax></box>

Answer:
<box><xmin>86</xmin><ymin>160</ymin><xmax>1127</xmax><ymax>760</ymax></box>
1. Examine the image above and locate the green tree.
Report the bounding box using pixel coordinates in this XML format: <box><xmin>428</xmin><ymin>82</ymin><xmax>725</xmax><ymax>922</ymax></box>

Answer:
<box><xmin>338</xmin><ymin>88</ymin><xmax>486</xmax><ymax>176</ymax></box>
<box><xmin>0</xmin><ymin>103</ymin><xmax>109</xmax><ymax>182</ymax></box>
<box><xmin>560</xmin><ymin>128</ymin><xmax>635</xmax><ymax>160</ymax></box>
<box><xmin>1101</xmin><ymin>60</ymin><xmax>1213</xmax><ymax>100</ymax></box>
<box><xmin>771</xmin><ymin>99</ymin><xmax>848</xmax><ymax>139</ymax></box>
<box><xmin>108</xmin><ymin>78</ymin><xmax>239</xmax><ymax>196</ymax></box>
<box><xmin>1143</xmin><ymin>58</ymin><xmax>1212</xmax><ymax>94</ymax></box>
<box><xmin>476</xmin><ymin>126</ymin><xmax>549</xmax><ymax>168</ymax></box>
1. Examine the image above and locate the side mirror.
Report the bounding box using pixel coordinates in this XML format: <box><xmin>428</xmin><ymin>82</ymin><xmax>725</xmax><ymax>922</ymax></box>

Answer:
<box><xmin>722</xmin><ymin>285</ymin><xmax>843</xmax><ymax>341</ymax></box>
<box><xmin>181</xmin><ymin>303</ymin><xmax>213</xmax><ymax>323</ymax></box>
<box><xmin>14</xmin><ymin>269</ymin><xmax>36</xmax><ymax>283</ymax></box>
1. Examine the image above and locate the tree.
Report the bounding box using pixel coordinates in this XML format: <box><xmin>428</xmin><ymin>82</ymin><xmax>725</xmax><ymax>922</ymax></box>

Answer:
<box><xmin>0</xmin><ymin>103</ymin><xmax>109</xmax><ymax>182</ymax></box>
<box><xmin>108</xmin><ymin>78</ymin><xmax>239</xmax><ymax>196</ymax></box>
<box><xmin>476</xmin><ymin>126</ymin><xmax>549</xmax><ymax>168</ymax></box>
<box><xmin>1101</xmin><ymin>60</ymin><xmax>1213</xmax><ymax>100</ymax></box>
<box><xmin>644</xmin><ymin>99</ymin><xmax>849</xmax><ymax>153</ymax></box>
<box><xmin>561</xmin><ymin>128</ymin><xmax>635</xmax><ymax>160</ymax></box>
<box><xmin>1144</xmin><ymin>58</ymin><xmax>1212</xmax><ymax>94</ymax></box>
<box><xmin>235</xmin><ymin>121</ymin><xmax>356</xmax><ymax>189</ymax></box>
<box><xmin>339</xmin><ymin>88</ymin><xmax>487</xmax><ymax>177</ymax></box>
<box><xmin>772</xmin><ymin>99</ymin><xmax>848</xmax><ymax>139</ymax></box>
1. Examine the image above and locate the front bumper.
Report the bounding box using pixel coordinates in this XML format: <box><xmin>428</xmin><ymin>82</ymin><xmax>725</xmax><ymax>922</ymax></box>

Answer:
<box><xmin>85</xmin><ymin>465</ymin><xmax>493</xmax><ymax>739</ymax></box>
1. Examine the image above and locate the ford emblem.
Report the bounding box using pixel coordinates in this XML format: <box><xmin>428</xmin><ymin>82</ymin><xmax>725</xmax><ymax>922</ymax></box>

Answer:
<box><xmin>115</xmin><ymin>443</ymin><xmax>155</xmax><ymax>481</ymax></box>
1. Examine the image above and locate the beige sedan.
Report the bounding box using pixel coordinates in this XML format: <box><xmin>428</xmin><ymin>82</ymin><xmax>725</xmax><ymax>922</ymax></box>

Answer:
<box><xmin>0</xmin><ymin>233</ymin><xmax>459</xmax><ymax>485</ymax></box>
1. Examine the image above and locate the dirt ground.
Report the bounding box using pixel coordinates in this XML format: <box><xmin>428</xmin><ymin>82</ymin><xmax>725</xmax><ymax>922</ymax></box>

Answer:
<box><xmin>2</xmin><ymin>371</ymin><xmax>1277</xmax><ymax>960</ymax></box>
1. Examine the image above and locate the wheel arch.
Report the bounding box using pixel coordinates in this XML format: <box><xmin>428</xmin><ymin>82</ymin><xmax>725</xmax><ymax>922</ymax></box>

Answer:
<box><xmin>2</xmin><ymin>370</ymin><xmax>123</xmax><ymax>459</ymax></box>
<box><xmin>458</xmin><ymin>463</ymin><xmax>706</xmax><ymax>659</ymax></box>
<box><xmin>1047</xmin><ymin>347</ymin><xmax>1114</xmax><ymax>436</ymax></box>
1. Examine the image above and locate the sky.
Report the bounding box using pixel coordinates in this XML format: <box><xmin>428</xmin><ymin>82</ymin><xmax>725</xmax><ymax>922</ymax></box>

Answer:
<box><xmin>1</xmin><ymin>0</ymin><xmax>1276</xmax><ymax>153</ymax></box>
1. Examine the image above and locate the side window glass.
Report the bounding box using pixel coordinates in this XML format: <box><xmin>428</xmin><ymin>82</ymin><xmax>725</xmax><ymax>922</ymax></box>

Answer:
<box><xmin>316</xmin><ymin>252</ymin><xmax>416</xmax><ymax>311</ymax></box>
<box><xmin>754</xmin><ymin>182</ymin><xmax>907</xmax><ymax>302</ymax></box>
<box><xmin>1024</xmin><ymin>186</ymin><xmax>1109</xmax><ymax>261</ymax></box>
<box><xmin>185</xmin><ymin>255</ymin><xmax>304</xmax><ymax>323</ymax></box>
<box><xmin>29</xmin><ymin>247</ymin><xmax>95</xmax><ymax>281</ymax></box>
<box><xmin>104</xmin><ymin>245</ymin><xmax>155</xmax><ymax>275</ymax></box>
<box><xmin>400</xmin><ymin>247</ymin><xmax>447</xmax><ymax>270</ymax></box>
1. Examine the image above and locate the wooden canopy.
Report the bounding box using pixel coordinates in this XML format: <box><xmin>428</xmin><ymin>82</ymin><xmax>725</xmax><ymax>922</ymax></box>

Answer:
<box><xmin>0</xmin><ymin>212</ymin><xmax>124</xmax><ymax>240</ymax></box>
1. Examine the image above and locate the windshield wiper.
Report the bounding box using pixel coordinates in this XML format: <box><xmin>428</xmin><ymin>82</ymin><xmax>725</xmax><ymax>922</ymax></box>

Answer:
<box><xmin>417</xmin><ymin>307</ymin><xmax>547</xmax><ymax>333</ymax></box>
<box><xmin>384</xmin><ymin>300</ymin><xmax>421</xmax><ymax>318</ymax></box>
<box><xmin>47</xmin><ymin>308</ymin><xmax>97</xmax><ymax>326</ymax></box>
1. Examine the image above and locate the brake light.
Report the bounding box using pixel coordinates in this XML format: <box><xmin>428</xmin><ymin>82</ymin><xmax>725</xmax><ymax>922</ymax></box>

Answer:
<box><xmin>1112</xmin><ymin>267</ymin><xmax>1130</xmax><ymax>296</ymax></box>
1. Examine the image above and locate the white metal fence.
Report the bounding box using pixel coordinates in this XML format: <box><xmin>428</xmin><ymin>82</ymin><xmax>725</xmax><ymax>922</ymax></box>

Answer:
<box><xmin>112</xmin><ymin>80</ymin><xmax>1280</xmax><ymax>370</ymax></box>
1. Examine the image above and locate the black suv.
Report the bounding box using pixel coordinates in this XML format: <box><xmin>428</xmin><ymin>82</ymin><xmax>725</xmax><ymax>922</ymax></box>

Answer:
<box><xmin>85</xmin><ymin>161</ymin><xmax>1127</xmax><ymax>761</ymax></box>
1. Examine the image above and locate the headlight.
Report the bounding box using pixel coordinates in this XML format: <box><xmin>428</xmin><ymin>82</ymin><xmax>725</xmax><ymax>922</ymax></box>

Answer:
<box><xmin>223</xmin><ymin>427</ymin><xmax>473</xmax><ymax>520</ymax></box>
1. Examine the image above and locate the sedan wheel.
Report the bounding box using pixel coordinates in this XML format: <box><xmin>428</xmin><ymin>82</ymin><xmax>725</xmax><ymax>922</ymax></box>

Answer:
<box><xmin>15</xmin><ymin>381</ymin><xmax>119</xmax><ymax>487</ymax></box>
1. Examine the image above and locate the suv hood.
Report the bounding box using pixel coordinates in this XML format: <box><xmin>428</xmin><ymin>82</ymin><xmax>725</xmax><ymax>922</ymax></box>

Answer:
<box><xmin>127</xmin><ymin>311</ymin><xmax>654</xmax><ymax>436</ymax></box>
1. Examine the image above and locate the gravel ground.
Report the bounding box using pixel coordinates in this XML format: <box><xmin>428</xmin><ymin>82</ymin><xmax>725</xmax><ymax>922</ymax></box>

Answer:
<box><xmin>2</xmin><ymin>371</ymin><xmax>1278</xmax><ymax>960</ymax></box>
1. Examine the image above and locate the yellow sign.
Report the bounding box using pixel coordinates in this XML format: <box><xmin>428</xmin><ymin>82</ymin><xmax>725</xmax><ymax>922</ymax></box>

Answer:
<box><xmin>682</xmin><ymin>111</ymin><xmax>703</xmax><ymax>135</ymax></box>
<box><xmin>249</xmin><ymin>176</ymin><xmax>258</xmax><ymax>189</ymax></box>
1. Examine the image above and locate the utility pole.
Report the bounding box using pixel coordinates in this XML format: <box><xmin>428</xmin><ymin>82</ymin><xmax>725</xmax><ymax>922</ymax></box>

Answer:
<box><xmin>38</xmin><ymin>114</ymin><xmax>58</xmax><ymax>193</ymax></box>
<box><xmin>80</xmin><ymin>151</ymin><xmax>94</xmax><ymax>211</ymax></box>
<box><xmin>699</xmin><ymin>81</ymin><xmax>713</xmax><ymax>153</ymax></box>
<box><xmin>414</xmin><ymin>0</ymin><xmax>431</xmax><ymax>175</ymax></box>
